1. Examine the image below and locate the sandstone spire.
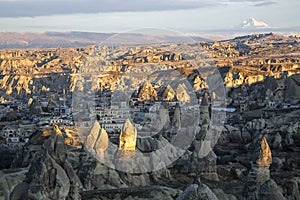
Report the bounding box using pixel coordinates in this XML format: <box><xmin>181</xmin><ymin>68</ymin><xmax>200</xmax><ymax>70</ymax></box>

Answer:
<box><xmin>194</xmin><ymin>76</ymin><xmax>202</xmax><ymax>91</ymax></box>
<box><xmin>172</xmin><ymin>103</ymin><xmax>181</xmax><ymax>129</ymax></box>
<box><xmin>28</xmin><ymin>97</ymin><xmax>33</xmax><ymax>106</ymax></box>
<box><xmin>85</xmin><ymin>120</ymin><xmax>101</xmax><ymax>152</ymax></box>
<box><xmin>84</xmin><ymin>120</ymin><xmax>109</xmax><ymax>159</ymax></box>
<box><xmin>176</xmin><ymin>83</ymin><xmax>190</xmax><ymax>104</ymax></box>
<box><xmin>193</xmin><ymin>76</ymin><xmax>208</xmax><ymax>91</ymax></box>
<box><xmin>138</xmin><ymin>81</ymin><xmax>158</xmax><ymax>101</ymax></box>
<box><xmin>162</xmin><ymin>85</ymin><xmax>175</xmax><ymax>101</ymax></box>
<box><xmin>119</xmin><ymin>119</ymin><xmax>137</xmax><ymax>151</ymax></box>
<box><xmin>256</xmin><ymin>137</ymin><xmax>272</xmax><ymax>168</ymax></box>
<box><xmin>201</xmin><ymin>93</ymin><xmax>209</xmax><ymax>106</ymax></box>
<box><xmin>94</xmin><ymin>128</ymin><xmax>109</xmax><ymax>155</ymax></box>
<box><xmin>53</xmin><ymin>125</ymin><xmax>63</xmax><ymax>136</ymax></box>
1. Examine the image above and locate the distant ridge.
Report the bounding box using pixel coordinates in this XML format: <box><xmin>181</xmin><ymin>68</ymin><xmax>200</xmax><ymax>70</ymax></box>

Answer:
<box><xmin>221</xmin><ymin>32</ymin><xmax>298</xmax><ymax>44</ymax></box>
<box><xmin>0</xmin><ymin>31</ymin><xmax>210</xmax><ymax>49</ymax></box>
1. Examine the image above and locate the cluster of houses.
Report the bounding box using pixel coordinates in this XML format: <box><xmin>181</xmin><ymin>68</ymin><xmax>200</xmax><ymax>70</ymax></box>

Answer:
<box><xmin>0</xmin><ymin>89</ymin><xmax>73</xmax><ymax>149</ymax></box>
<box><xmin>2</xmin><ymin>74</ymin><xmax>298</xmax><ymax>150</ymax></box>
<box><xmin>0</xmin><ymin>123</ymin><xmax>34</xmax><ymax>149</ymax></box>
<box><xmin>0</xmin><ymin>79</ymin><xmax>232</xmax><ymax>150</ymax></box>
<box><xmin>82</xmin><ymin>84</ymin><xmax>230</xmax><ymax>134</ymax></box>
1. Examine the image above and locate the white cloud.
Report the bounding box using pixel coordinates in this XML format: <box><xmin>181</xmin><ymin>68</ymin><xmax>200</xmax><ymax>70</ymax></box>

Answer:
<box><xmin>0</xmin><ymin>0</ymin><xmax>213</xmax><ymax>17</ymax></box>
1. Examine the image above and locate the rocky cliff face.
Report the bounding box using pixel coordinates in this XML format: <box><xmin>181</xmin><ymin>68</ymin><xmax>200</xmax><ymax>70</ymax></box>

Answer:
<box><xmin>0</xmin><ymin>34</ymin><xmax>299</xmax><ymax>101</ymax></box>
<box><xmin>0</xmin><ymin>34</ymin><xmax>299</xmax><ymax>199</ymax></box>
<box><xmin>8</xmin><ymin>125</ymin><xmax>82</xmax><ymax>200</ymax></box>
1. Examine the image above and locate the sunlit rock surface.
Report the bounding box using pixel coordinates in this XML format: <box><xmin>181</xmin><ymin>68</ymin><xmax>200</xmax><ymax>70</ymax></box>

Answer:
<box><xmin>119</xmin><ymin>119</ymin><xmax>137</xmax><ymax>151</ymax></box>
<box><xmin>256</xmin><ymin>137</ymin><xmax>272</xmax><ymax>168</ymax></box>
<box><xmin>162</xmin><ymin>85</ymin><xmax>175</xmax><ymax>101</ymax></box>
<box><xmin>138</xmin><ymin>81</ymin><xmax>158</xmax><ymax>101</ymax></box>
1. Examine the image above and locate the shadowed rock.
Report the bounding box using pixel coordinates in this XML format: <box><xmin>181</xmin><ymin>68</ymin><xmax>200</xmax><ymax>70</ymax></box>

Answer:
<box><xmin>29</xmin><ymin>99</ymin><xmax>43</xmax><ymax>114</ymax></box>
<box><xmin>172</xmin><ymin>104</ymin><xmax>181</xmax><ymax>129</ymax></box>
<box><xmin>94</xmin><ymin>128</ymin><xmax>109</xmax><ymax>158</ymax></box>
<box><xmin>85</xmin><ymin>120</ymin><xmax>101</xmax><ymax>153</ymax></box>
<box><xmin>176</xmin><ymin>83</ymin><xmax>190</xmax><ymax>104</ymax></box>
<box><xmin>16</xmin><ymin>125</ymin><xmax>83</xmax><ymax>200</ymax></box>
<box><xmin>259</xmin><ymin>179</ymin><xmax>285</xmax><ymax>200</ymax></box>
<box><xmin>84</xmin><ymin>121</ymin><xmax>109</xmax><ymax>159</ymax></box>
<box><xmin>10</xmin><ymin>182</ymin><xmax>29</xmax><ymax>200</ymax></box>
<box><xmin>201</xmin><ymin>92</ymin><xmax>209</xmax><ymax>106</ymax></box>
<box><xmin>52</xmin><ymin>125</ymin><xmax>67</xmax><ymax>164</ymax></box>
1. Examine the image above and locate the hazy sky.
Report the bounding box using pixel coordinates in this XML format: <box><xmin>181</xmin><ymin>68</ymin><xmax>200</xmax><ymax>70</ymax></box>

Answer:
<box><xmin>0</xmin><ymin>0</ymin><xmax>299</xmax><ymax>33</ymax></box>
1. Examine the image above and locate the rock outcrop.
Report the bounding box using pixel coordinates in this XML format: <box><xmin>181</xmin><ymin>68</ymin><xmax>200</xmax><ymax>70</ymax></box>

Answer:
<box><xmin>94</xmin><ymin>128</ymin><xmax>109</xmax><ymax>156</ymax></box>
<box><xmin>172</xmin><ymin>104</ymin><xmax>181</xmax><ymax>129</ymax></box>
<box><xmin>176</xmin><ymin>83</ymin><xmax>190</xmax><ymax>104</ymax></box>
<box><xmin>0</xmin><ymin>169</ymin><xmax>28</xmax><ymax>200</ymax></box>
<box><xmin>190</xmin><ymin>145</ymin><xmax>219</xmax><ymax>181</ymax></box>
<box><xmin>119</xmin><ymin>119</ymin><xmax>137</xmax><ymax>151</ymax></box>
<box><xmin>84</xmin><ymin>120</ymin><xmax>109</xmax><ymax>157</ymax></box>
<box><xmin>162</xmin><ymin>85</ymin><xmax>175</xmax><ymax>101</ymax></box>
<box><xmin>256</xmin><ymin>137</ymin><xmax>272</xmax><ymax>168</ymax></box>
<box><xmin>29</xmin><ymin>99</ymin><xmax>43</xmax><ymax>114</ymax></box>
<box><xmin>194</xmin><ymin>76</ymin><xmax>208</xmax><ymax>91</ymax></box>
<box><xmin>258</xmin><ymin>179</ymin><xmax>286</xmax><ymax>200</ymax></box>
<box><xmin>9</xmin><ymin>125</ymin><xmax>82</xmax><ymax>200</ymax></box>
<box><xmin>199</xmin><ymin>93</ymin><xmax>210</xmax><ymax>138</ymax></box>
<box><xmin>85</xmin><ymin>120</ymin><xmax>101</xmax><ymax>152</ymax></box>
<box><xmin>177</xmin><ymin>183</ymin><xmax>219</xmax><ymax>200</ymax></box>
<box><xmin>138</xmin><ymin>81</ymin><xmax>158</xmax><ymax>101</ymax></box>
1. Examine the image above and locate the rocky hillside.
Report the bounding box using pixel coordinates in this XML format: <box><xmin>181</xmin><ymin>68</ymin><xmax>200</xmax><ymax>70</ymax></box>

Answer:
<box><xmin>0</xmin><ymin>33</ymin><xmax>299</xmax><ymax>199</ymax></box>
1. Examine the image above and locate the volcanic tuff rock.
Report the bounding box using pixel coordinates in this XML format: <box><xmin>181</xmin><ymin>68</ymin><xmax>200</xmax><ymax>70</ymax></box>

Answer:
<box><xmin>256</xmin><ymin>137</ymin><xmax>272</xmax><ymax>168</ymax></box>
<box><xmin>172</xmin><ymin>104</ymin><xmax>181</xmax><ymax>129</ymax></box>
<box><xmin>94</xmin><ymin>128</ymin><xmax>109</xmax><ymax>155</ymax></box>
<box><xmin>29</xmin><ymin>99</ymin><xmax>43</xmax><ymax>114</ymax></box>
<box><xmin>0</xmin><ymin>33</ymin><xmax>299</xmax><ymax>200</ymax></box>
<box><xmin>189</xmin><ymin>140</ymin><xmax>219</xmax><ymax>181</ymax></box>
<box><xmin>258</xmin><ymin>179</ymin><xmax>286</xmax><ymax>200</ymax></box>
<box><xmin>119</xmin><ymin>119</ymin><xmax>137</xmax><ymax>151</ymax></box>
<box><xmin>175</xmin><ymin>83</ymin><xmax>190</xmax><ymax>104</ymax></box>
<box><xmin>85</xmin><ymin>120</ymin><xmax>101</xmax><ymax>151</ymax></box>
<box><xmin>176</xmin><ymin>184</ymin><xmax>199</xmax><ymax>200</ymax></box>
<box><xmin>0</xmin><ymin>169</ymin><xmax>28</xmax><ymax>200</ymax></box>
<box><xmin>177</xmin><ymin>182</ymin><xmax>220</xmax><ymax>200</ymax></box>
<box><xmin>138</xmin><ymin>81</ymin><xmax>158</xmax><ymax>101</ymax></box>
<box><xmin>8</xmin><ymin>125</ymin><xmax>82</xmax><ymax>200</ymax></box>
<box><xmin>193</xmin><ymin>75</ymin><xmax>208</xmax><ymax>91</ymax></box>
<box><xmin>84</xmin><ymin>120</ymin><xmax>109</xmax><ymax>157</ymax></box>
<box><xmin>285</xmin><ymin>74</ymin><xmax>300</xmax><ymax>101</ymax></box>
<box><xmin>201</xmin><ymin>92</ymin><xmax>209</xmax><ymax>106</ymax></box>
<box><xmin>162</xmin><ymin>84</ymin><xmax>175</xmax><ymax>101</ymax></box>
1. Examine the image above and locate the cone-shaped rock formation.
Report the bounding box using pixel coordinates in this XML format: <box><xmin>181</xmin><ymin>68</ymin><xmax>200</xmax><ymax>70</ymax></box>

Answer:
<box><xmin>256</xmin><ymin>137</ymin><xmax>272</xmax><ymax>168</ymax></box>
<box><xmin>119</xmin><ymin>119</ymin><xmax>137</xmax><ymax>151</ymax></box>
